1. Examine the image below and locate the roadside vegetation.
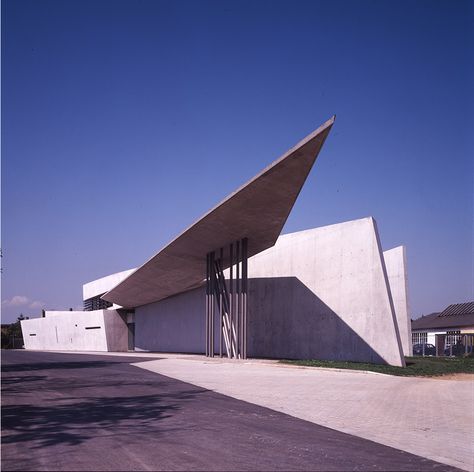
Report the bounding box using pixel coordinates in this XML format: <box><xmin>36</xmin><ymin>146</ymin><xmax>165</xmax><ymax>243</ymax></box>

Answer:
<box><xmin>280</xmin><ymin>356</ymin><xmax>474</xmax><ymax>377</ymax></box>
<box><xmin>1</xmin><ymin>315</ymin><xmax>26</xmax><ymax>349</ymax></box>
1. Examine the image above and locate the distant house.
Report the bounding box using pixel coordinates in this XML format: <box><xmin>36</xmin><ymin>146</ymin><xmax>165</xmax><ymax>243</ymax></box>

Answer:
<box><xmin>411</xmin><ymin>302</ymin><xmax>474</xmax><ymax>354</ymax></box>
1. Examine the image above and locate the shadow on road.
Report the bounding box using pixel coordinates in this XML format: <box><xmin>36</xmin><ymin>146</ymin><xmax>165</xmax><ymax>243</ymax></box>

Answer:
<box><xmin>1</xmin><ymin>353</ymin><xmax>206</xmax><ymax>450</ymax></box>
<box><xmin>1</xmin><ymin>389</ymin><xmax>204</xmax><ymax>448</ymax></box>
<box><xmin>1</xmin><ymin>360</ymin><xmax>145</xmax><ymax>373</ymax></box>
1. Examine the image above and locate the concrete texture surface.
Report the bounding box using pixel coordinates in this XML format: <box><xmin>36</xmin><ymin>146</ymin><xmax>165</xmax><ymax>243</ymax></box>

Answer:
<box><xmin>243</xmin><ymin>218</ymin><xmax>405</xmax><ymax>366</ymax></box>
<box><xmin>2</xmin><ymin>350</ymin><xmax>459</xmax><ymax>472</ymax></box>
<box><xmin>82</xmin><ymin>268</ymin><xmax>136</xmax><ymax>301</ymax></box>
<box><xmin>384</xmin><ymin>246</ymin><xmax>412</xmax><ymax>356</ymax></box>
<box><xmin>134</xmin><ymin>218</ymin><xmax>408</xmax><ymax>366</ymax></box>
<box><xmin>134</xmin><ymin>355</ymin><xmax>474</xmax><ymax>471</ymax></box>
<box><xmin>135</xmin><ymin>288</ymin><xmax>205</xmax><ymax>353</ymax></box>
<box><xmin>102</xmin><ymin>117</ymin><xmax>335</xmax><ymax>308</ymax></box>
<box><xmin>103</xmin><ymin>310</ymin><xmax>129</xmax><ymax>351</ymax></box>
<box><xmin>21</xmin><ymin>310</ymin><xmax>128</xmax><ymax>352</ymax></box>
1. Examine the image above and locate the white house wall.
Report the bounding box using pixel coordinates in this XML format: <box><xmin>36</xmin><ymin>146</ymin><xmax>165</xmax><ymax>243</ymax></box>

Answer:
<box><xmin>21</xmin><ymin>310</ymin><xmax>128</xmax><ymax>352</ymax></box>
<box><xmin>383</xmin><ymin>246</ymin><xmax>412</xmax><ymax>356</ymax></box>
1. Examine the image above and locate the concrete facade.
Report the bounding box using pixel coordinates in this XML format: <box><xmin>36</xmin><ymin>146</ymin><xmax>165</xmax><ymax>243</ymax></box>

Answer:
<box><xmin>18</xmin><ymin>121</ymin><xmax>410</xmax><ymax>365</ymax></box>
<box><xmin>21</xmin><ymin>309</ymin><xmax>128</xmax><ymax>352</ymax></box>
<box><xmin>134</xmin><ymin>218</ymin><xmax>408</xmax><ymax>367</ymax></box>
<box><xmin>383</xmin><ymin>246</ymin><xmax>412</xmax><ymax>356</ymax></box>
<box><xmin>20</xmin><ymin>218</ymin><xmax>409</xmax><ymax>366</ymax></box>
<box><xmin>243</xmin><ymin>218</ymin><xmax>404</xmax><ymax>366</ymax></box>
<box><xmin>135</xmin><ymin>289</ymin><xmax>205</xmax><ymax>353</ymax></box>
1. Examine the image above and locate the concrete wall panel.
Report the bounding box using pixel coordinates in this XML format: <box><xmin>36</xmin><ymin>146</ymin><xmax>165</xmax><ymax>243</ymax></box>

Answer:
<box><xmin>135</xmin><ymin>288</ymin><xmax>205</xmax><ymax>353</ymax></box>
<box><xmin>20</xmin><ymin>310</ymin><xmax>126</xmax><ymax>351</ymax></box>
<box><xmin>383</xmin><ymin>246</ymin><xmax>412</xmax><ymax>356</ymax></box>
<box><xmin>103</xmin><ymin>310</ymin><xmax>129</xmax><ymax>352</ymax></box>
<box><xmin>83</xmin><ymin>269</ymin><xmax>136</xmax><ymax>301</ymax></box>
<box><xmin>245</xmin><ymin>218</ymin><xmax>405</xmax><ymax>366</ymax></box>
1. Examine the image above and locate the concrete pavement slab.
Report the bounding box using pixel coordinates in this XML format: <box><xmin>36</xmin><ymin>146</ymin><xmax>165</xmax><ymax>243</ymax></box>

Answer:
<box><xmin>2</xmin><ymin>350</ymin><xmax>461</xmax><ymax>471</ymax></box>
<box><xmin>133</xmin><ymin>356</ymin><xmax>474</xmax><ymax>471</ymax></box>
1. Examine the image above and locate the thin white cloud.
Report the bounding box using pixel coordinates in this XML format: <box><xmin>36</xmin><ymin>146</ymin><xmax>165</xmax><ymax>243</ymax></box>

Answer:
<box><xmin>2</xmin><ymin>295</ymin><xmax>30</xmax><ymax>307</ymax></box>
<box><xmin>29</xmin><ymin>301</ymin><xmax>45</xmax><ymax>309</ymax></box>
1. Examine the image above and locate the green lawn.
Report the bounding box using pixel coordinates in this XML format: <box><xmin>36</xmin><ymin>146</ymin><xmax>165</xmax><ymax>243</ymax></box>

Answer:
<box><xmin>279</xmin><ymin>356</ymin><xmax>474</xmax><ymax>377</ymax></box>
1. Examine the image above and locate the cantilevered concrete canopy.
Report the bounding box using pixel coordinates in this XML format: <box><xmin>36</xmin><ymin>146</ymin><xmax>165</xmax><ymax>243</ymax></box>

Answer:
<box><xmin>102</xmin><ymin>116</ymin><xmax>335</xmax><ymax>308</ymax></box>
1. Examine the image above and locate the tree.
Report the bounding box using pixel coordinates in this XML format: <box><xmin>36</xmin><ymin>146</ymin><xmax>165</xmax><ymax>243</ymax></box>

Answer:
<box><xmin>1</xmin><ymin>315</ymin><xmax>26</xmax><ymax>349</ymax></box>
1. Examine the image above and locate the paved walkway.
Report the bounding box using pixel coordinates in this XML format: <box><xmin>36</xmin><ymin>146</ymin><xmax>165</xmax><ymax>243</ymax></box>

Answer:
<box><xmin>2</xmin><ymin>350</ymin><xmax>455</xmax><ymax>471</ymax></box>
<box><xmin>132</xmin><ymin>355</ymin><xmax>474</xmax><ymax>471</ymax></box>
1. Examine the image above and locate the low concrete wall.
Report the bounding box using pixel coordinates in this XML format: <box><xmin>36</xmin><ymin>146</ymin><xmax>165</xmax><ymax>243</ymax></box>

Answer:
<box><xmin>20</xmin><ymin>310</ymin><xmax>128</xmax><ymax>352</ymax></box>
<box><xmin>135</xmin><ymin>288</ymin><xmax>205</xmax><ymax>353</ymax></box>
<box><xmin>383</xmin><ymin>246</ymin><xmax>412</xmax><ymax>356</ymax></box>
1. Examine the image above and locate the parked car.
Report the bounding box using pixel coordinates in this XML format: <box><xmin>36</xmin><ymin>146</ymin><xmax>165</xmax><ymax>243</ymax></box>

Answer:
<box><xmin>413</xmin><ymin>343</ymin><xmax>436</xmax><ymax>356</ymax></box>
<box><xmin>444</xmin><ymin>342</ymin><xmax>465</xmax><ymax>357</ymax></box>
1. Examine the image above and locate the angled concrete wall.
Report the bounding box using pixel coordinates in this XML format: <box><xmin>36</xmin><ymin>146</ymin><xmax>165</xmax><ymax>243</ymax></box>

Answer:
<box><xmin>21</xmin><ymin>309</ymin><xmax>128</xmax><ymax>352</ymax></box>
<box><xmin>383</xmin><ymin>246</ymin><xmax>411</xmax><ymax>356</ymax></box>
<box><xmin>83</xmin><ymin>269</ymin><xmax>136</xmax><ymax>301</ymax></box>
<box><xmin>243</xmin><ymin>218</ymin><xmax>405</xmax><ymax>366</ymax></box>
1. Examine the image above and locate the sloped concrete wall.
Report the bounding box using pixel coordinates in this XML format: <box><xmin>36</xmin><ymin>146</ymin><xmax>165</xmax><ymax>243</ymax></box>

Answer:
<box><xmin>383</xmin><ymin>246</ymin><xmax>412</xmax><ymax>356</ymax></box>
<box><xmin>135</xmin><ymin>288</ymin><xmax>205</xmax><ymax>353</ymax></box>
<box><xmin>245</xmin><ymin>218</ymin><xmax>405</xmax><ymax>366</ymax></box>
<box><xmin>20</xmin><ymin>310</ymin><xmax>127</xmax><ymax>352</ymax></box>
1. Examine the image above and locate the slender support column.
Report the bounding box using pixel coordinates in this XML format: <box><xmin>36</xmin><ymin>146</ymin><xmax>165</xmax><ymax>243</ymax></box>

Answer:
<box><xmin>242</xmin><ymin>237</ymin><xmax>248</xmax><ymax>359</ymax></box>
<box><xmin>205</xmin><ymin>253</ymin><xmax>209</xmax><ymax>357</ymax></box>
<box><xmin>209</xmin><ymin>251</ymin><xmax>214</xmax><ymax>357</ymax></box>
<box><xmin>206</xmin><ymin>238</ymin><xmax>248</xmax><ymax>359</ymax></box>
<box><xmin>219</xmin><ymin>248</ymin><xmax>223</xmax><ymax>358</ymax></box>
<box><xmin>236</xmin><ymin>240</ymin><xmax>240</xmax><ymax>359</ymax></box>
<box><xmin>229</xmin><ymin>243</ymin><xmax>234</xmax><ymax>358</ymax></box>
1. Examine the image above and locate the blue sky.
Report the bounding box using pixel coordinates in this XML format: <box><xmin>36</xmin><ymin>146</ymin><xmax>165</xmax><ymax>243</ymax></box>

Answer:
<box><xmin>2</xmin><ymin>0</ymin><xmax>473</xmax><ymax>323</ymax></box>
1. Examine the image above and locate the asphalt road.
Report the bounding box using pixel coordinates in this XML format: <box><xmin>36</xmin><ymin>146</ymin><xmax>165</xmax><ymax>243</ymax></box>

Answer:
<box><xmin>1</xmin><ymin>350</ymin><xmax>458</xmax><ymax>471</ymax></box>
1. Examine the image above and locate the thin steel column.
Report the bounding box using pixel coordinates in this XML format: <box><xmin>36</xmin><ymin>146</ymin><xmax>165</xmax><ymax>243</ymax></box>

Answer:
<box><xmin>242</xmin><ymin>237</ymin><xmax>248</xmax><ymax>359</ymax></box>
<box><xmin>229</xmin><ymin>243</ymin><xmax>234</xmax><ymax>358</ymax></box>
<box><xmin>210</xmin><ymin>251</ymin><xmax>215</xmax><ymax>357</ymax></box>
<box><xmin>206</xmin><ymin>238</ymin><xmax>248</xmax><ymax>359</ymax></box>
<box><xmin>205</xmin><ymin>253</ymin><xmax>209</xmax><ymax>357</ymax></box>
<box><xmin>236</xmin><ymin>240</ymin><xmax>240</xmax><ymax>359</ymax></box>
<box><xmin>219</xmin><ymin>247</ymin><xmax>223</xmax><ymax>358</ymax></box>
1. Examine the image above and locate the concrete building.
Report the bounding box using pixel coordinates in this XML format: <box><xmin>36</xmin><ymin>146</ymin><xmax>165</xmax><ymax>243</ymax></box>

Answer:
<box><xmin>20</xmin><ymin>116</ymin><xmax>411</xmax><ymax>366</ymax></box>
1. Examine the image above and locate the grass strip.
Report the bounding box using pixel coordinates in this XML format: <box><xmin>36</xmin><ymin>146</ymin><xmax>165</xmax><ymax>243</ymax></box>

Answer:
<box><xmin>279</xmin><ymin>356</ymin><xmax>474</xmax><ymax>377</ymax></box>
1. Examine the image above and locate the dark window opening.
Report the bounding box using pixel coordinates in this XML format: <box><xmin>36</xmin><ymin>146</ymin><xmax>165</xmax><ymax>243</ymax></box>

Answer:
<box><xmin>83</xmin><ymin>294</ymin><xmax>112</xmax><ymax>311</ymax></box>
